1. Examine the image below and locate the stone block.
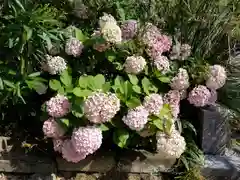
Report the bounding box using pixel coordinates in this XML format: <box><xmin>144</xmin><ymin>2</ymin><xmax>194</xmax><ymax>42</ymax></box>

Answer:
<box><xmin>117</xmin><ymin>150</ymin><xmax>176</xmax><ymax>173</ymax></box>
<box><xmin>197</xmin><ymin>105</ymin><xmax>230</xmax><ymax>155</ymax></box>
<box><xmin>57</xmin><ymin>151</ymin><xmax>115</xmax><ymax>173</ymax></box>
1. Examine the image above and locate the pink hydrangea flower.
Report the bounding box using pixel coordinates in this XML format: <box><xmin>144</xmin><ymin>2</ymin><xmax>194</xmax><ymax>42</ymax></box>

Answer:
<box><xmin>53</xmin><ymin>139</ymin><xmax>64</xmax><ymax>153</ymax></box>
<box><xmin>188</xmin><ymin>85</ymin><xmax>211</xmax><ymax>107</ymax></box>
<box><xmin>163</xmin><ymin>90</ymin><xmax>181</xmax><ymax>119</ymax></box>
<box><xmin>65</xmin><ymin>38</ymin><xmax>84</xmax><ymax>57</ymax></box>
<box><xmin>122</xmin><ymin>106</ymin><xmax>149</xmax><ymax>131</ymax></box>
<box><xmin>143</xmin><ymin>93</ymin><xmax>163</xmax><ymax>115</ymax></box>
<box><xmin>153</xmin><ymin>55</ymin><xmax>170</xmax><ymax>74</ymax></box>
<box><xmin>71</xmin><ymin>126</ymin><xmax>102</xmax><ymax>156</ymax></box>
<box><xmin>61</xmin><ymin>140</ymin><xmax>87</xmax><ymax>163</ymax></box>
<box><xmin>206</xmin><ymin>65</ymin><xmax>226</xmax><ymax>90</ymax></box>
<box><xmin>170</xmin><ymin>68</ymin><xmax>189</xmax><ymax>90</ymax></box>
<box><xmin>46</xmin><ymin>94</ymin><xmax>71</xmax><ymax>118</ymax></box>
<box><xmin>121</xmin><ymin>20</ymin><xmax>138</xmax><ymax>40</ymax></box>
<box><xmin>84</xmin><ymin>92</ymin><xmax>120</xmax><ymax>124</ymax></box>
<box><xmin>42</xmin><ymin>118</ymin><xmax>65</xmax><ymax>138</ymax></box>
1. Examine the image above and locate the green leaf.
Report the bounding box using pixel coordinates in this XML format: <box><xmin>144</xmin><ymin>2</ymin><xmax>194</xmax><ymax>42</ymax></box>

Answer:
<box><xmin>113</xmin><ymin>129</ymin><xmax>129</xmax><ymax>148</ymax></box>
<box><xmin>152</xmin><ymin>118</ymin><xmax>164</xmax><ymax>130</ymax></box>
<box><xmin>0</xmin><ymin>78</ymin><xmax>3</xmax><ymax>90</ymax></box>
<box><xmin>14</xmin><ymin>0</ymin><xmax>25</xmax><ymax>11</ymax></box>
<box><xmin>99</xmin><ymin>124</ymin><xmax>110</xmax><ymax>131</ymax></box>
<box><xmin>105</xmin><ymin>51</ymin><xmax>116</xmax><ymax>62</ymax></box>
<box><xmin>180</xmin><ymin>156</ymin><xmax>190</xmax><ymax>171</ymax></box>
<box><xmin>142</xmin><ymin>77</ymin><xmax>150</xmax><ymax>95</ymax></box>
<box><xmin>49</xmin><ymin>79</ymin><xmax>61</xmax><ymax>91</ymax></box>
<box><xmin>123</xmin><ymin>81</ymin><xmax>133</xmax><ymax>100</ymax></box>
<box><xmin>60</xmin><ymin>70</ymin><xmax>72</xmax><ymax>87</ymax></box>
<box><xmin>102</xmin><ymin>82</ymin><xmax>111</xmax><ymax>92</ymax></box>
<box><xmin>3</xmin><ymin>80</ymin><xmax>15</xmax><ymax>88</ymax></box>
<box><xmin>128</xmin><ymin>74</ymin><xmax>138</xmax><ymax>85</ymax></box>
<box><xmin>113</xmin><ymin>76</ymin><xmax>124</xmax><ymax>94</ymax></box>
<box><xmin>59</xmin><ymin>118</ymin><xmax>70</xmax><ymax>128</ymax></box>
<box><xmin>79</xmin><ymin>76</ymin><xmax>89</xmax><ymax>88</ymax></box>
<box><xmin>164</xmin><ymin>118</ymin><xmax>173</xmax><ymax>134</ymax></box>
<box><xmin>23</xmin><ymin>25</ymin><xmax>32</xmax><ymax>41</ymax></box>
<box><xmin>57</xmin><ymin>87</ymin><xmax>65</xmax><ymax>94</ymax></box>
<box><xmin>73</xmin><ymin>88</ymin><xmax>92</xmax><ymax>97</ymax></box>
<box><xmin>71</xmin><ymin>98</ymin><xmax>84</xmax><ymax>118</ymax></box>
<box><xmin>28</xmin><ymin>72</ymin><xmax>41</xmax><ymax>77</ymax></box>
<box><xmin>75</xmin><ymin>28</ymin><xmax>87</xmax><ymax>42</ymax></box>
<box><xmin>182</xmin><ymin>120</ymin><xmax>197</xmax><ymax>135</ymax></box>
<box><xmin>132</xmin><ymin>85</ymin><xmax>141</xmax><ymax>94</ymax></box>
<box><xmin>126</xmin><ymin>97</ymin><xmax>141</xmax><ymax>108</ymax></box>
<box><xmin>158</xmin><ymin>76</ymin><xmax>171</xmax><ymax>83</ymax></box>
<box><xmin>93</xmin><ymin>74</ymin><xmax>105</xmax><ymax>89</ymax></box>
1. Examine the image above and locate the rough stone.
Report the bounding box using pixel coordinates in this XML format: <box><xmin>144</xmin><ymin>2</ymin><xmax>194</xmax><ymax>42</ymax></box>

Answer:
<box><xmin>57</xmin><ymin>152</ymin><xmax>115</xmax><ymax>172</ymax></box>
<box><xmin>118</xmin><ymin>150</ymin><xmax>176</xmax><ymax>173</ymax></box>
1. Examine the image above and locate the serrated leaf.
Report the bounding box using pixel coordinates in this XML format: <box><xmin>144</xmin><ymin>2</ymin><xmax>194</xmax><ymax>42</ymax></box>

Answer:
<box><xmin>132</xmin><ymin>85</ymin><xmax>141</xmax><ymax>94</ymax></box>
<box><xmin>59</xmin><ymin>118</ymin><xmax>70</xmax><ymax>127</ymax></box>
<box><xmin>113</xmin><ymin>129</ymin><xmax>129</xmax><ymax>148</ymax></box>
<box><xmin>75</xmin><ymin>28</ymin><xmax>87</xmax><ymax>42</ymax></box>
<box><xmin>99</xmin><ymin>124</ymin><xmax>110</xmax><ymax>131</ymax></box>
<box><xmin>57</xmin><ymin>87</ymin><xmax>65</xmax><ymax>94</ymax></box>
<box><xmin>128</xmin><ymin>74</ymin><xmax>139</xmax><ymax>85</ymax></box>
<box><xmin>73</xmin><ymin>87</ymin><xmax>92</xmax><ymax>97</ymax></box>
<box><xmin>79</xmin><ymin>76</ymin><xmax>89</xmax><ymax>88</ymax></box>
<box><xmin>93</xmin><ymin>74</ymin><xmax>105</xmax><ymax>89</ymax></box>
<box><xmin>126</xmin><ymin>97</ymin><xmax>141</xmax><ymax>108</ymax></box>
<box><xmin>102</xmin><ymin>82</ymin><xmax>111</xmax><ymax>92</ymax></box>
<box><xmin>152</xmin><ymin>118</ymin><xmax>164</xmax><ymax>130</ymax></box>
<box><xmin>113</xmin><ymin>76</ymin><xmax>124</xmax><ymax>94</ymax></box>
<box><xmin>60</xmin><ymin>70</ymin><xmax>72</xmax><ymax>87</ymax></box>
<box><xmin>158</xmin><ymin>76</ymin><xmax>171</xmax><ymax>83</ymax></box>
<box><xmin>164</xmin><ymin>118</ymin><xmax>173</xmax><ymax>134</ymax></box>
<box><xmin>49</xmin><ymin>79</ymin><xmax>61</xmax><ymax>91</ymax></box>
<box><xmin>142</xmin><ymin>77</ymin><xmax>150</xmax><ymax>95</ymax></box>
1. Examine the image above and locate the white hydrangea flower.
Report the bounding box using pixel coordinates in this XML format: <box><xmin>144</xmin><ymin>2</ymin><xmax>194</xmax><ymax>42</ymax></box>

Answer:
<box><xmin>170</xmin><ymin>68</ymin><xmax>189</xmax><ymax>90</ymax></box>
<box><xmin>143</xmin><ymin>94</ymin><xmax>163</xmax><ymax>115</ymax></box>
<box><xmin>101</xmin><ymin>23</ymin><xmax>122</xmax><ymax>44</ymax></box>
<box><xmin>122</xmin><ymin>106</ymin><xmax>149</xmax><ymax>131</ymax></box>
<box><xmin>84</xmin><ymin>92</ymin><xmax>120</xmax><ymax>124</ymax></box>
<box><xmin>43</xmin><ymin>55</ymin><xmax>67</xmax><ymax>75</ymax></box>
<box><xmin>170</xmin><ymin>42</ymin><xmax>191</xmax><ymax>61</ymax></box>
<box><xmin>65</xmin><ymin>38</ymin><xmax>84</xmax><ymax>57</ymax></box>
<box><xmin>206</xmin><ymin>65</ymin><xmax>226</xmax><ymax>90</ymax></box>
<box><xmin>153</xmin><ymin>55</ymin><xmax>170</xmax><ymax>74</ymax></box>
<box><xmin>156</xmin><ymin>128</ymin><xmax>186</xmax><ymax>159</ymax></box>
<box><xmin>99</xmin><ymin>13</ymin><xmax>117</xmax><ymax>29</ymax></box>
<box><xmin>124</xmin><ymin>56</ymin><xmax>146</xmax><ymax>74</ymax></box>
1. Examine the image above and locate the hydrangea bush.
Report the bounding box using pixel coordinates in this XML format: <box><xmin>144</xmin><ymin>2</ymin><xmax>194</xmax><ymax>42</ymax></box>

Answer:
<box><xmin>40</xmin><ymin>13</ymin><xmax>227</xmax><ymax>163</ymax></box>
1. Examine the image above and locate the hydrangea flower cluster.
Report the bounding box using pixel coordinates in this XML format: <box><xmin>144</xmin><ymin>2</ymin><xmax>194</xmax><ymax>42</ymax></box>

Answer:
<box><xmin>122</xmin><ymin>106</ymin><xmax>149</xmax><ymax>131</ymax></box>
<box><xmin>46</xmin><ymin>94</ymin><xmax>71</xmax><ymax>118</ymax></box>
<box><xmin>65</xmin><ymin>38</ymin><xmax>84</xmax><ymax>57</ymax></box>
<box><xmin>206</xmin><ymin>65</ymin><xmax>227</xmax><ymax>90</ymax></box>
<box><xmin>61</xmin><ymin>139</ymin><xmax>87</xmax><ymax>163</ymax></box>
<box><xmin>156</xmin><ymin>128</ymin><xmax>186</xmax><ymax>159</ymax></box>
<box><xmin>124</xmin><ymin>56</ymin><xmax>146</xmax><ymax>74</ymax></box>
<box><xmin>84</xmin><ymin>92</ymin><xmax>120</xmax><ymax>124</ymax></box>
<box><xmin>188</xmin><ymin>85</ymin><xmax>211</xmax><ymax>107</ymax></box>
<box><xmin>121</xmin><ymin>20</ymin><xmax>138</xmax><ymax>40</ymax></box>
<box><xmin>142</xmin><ymin>23</ymin><xmax>172</xmax><ymax>59</ymax></box>
<box><xmin>42</xmin><ymin>118</ymin><xmax>65</xmax><ymax>138</ymax></box>
<box><xmin>101</xmin><ymin>23</ymin><xmax>122</xmax><ymax>44</ymax></box>
<box><xmin>170</xmin><ymin>68</ymin><xmax>189</xmax><ymax>90</ymax></box>
<box><xmin>170</xmin><ymin>41</ymin><xmax>191</xmax><ymax>61</ymax></box>
<box><xmin>99</xmin><ymin>13</ymin><xmax>117</xmax><ymax>28</ymax></box>
<box><xmin>71</xmin><ymin>126</ymin><xmax>102</xmax><ymax>155</ymax></box>
<box><xmin>163</xmin><ymin>90</ymin><xmax>180</xmax><ymax>119</ymax></box>
<box><xmin>153</xmin><ymin>55</ymin><xmax>170</xmax><ymax>74</ymax></box>
<box><xmin>143</xmin><ymin>93</ymin><xmax>163</xmax><ymax>115</ymax></box>
<box><xmin>42</xmin><ymin>55</ymin><xmax>67</xmax><ymax>75</ymax></box>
